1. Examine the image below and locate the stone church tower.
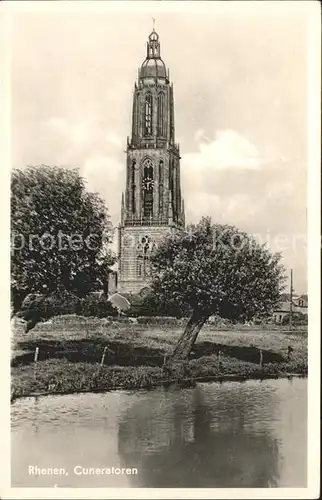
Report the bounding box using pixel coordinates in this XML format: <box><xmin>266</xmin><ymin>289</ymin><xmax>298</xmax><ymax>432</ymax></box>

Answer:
<box><xmin>118</xmin><ymin>28</ymin><xmax>185</xmax><ymax>294</ymax></box>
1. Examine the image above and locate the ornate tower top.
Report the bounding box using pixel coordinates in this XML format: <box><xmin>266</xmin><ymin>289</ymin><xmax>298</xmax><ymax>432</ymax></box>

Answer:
<box><xmin>147</xmin><ymin>29</ymin><xmax>160</xmax><ymax>58</ymax></box>
<box><xmin>140</xmin><ymin>28</ymin><xmax>168</xmax><ymax>85</ymax></box>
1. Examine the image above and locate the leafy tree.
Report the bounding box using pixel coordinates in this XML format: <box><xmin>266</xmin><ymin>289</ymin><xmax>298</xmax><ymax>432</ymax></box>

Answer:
<box><xmin>11</xmin><ymin>165</ymin><xmax>115</xmax><ymax>313</ymax></box>
<box><xmin>150</xmin><ymin>217</ymin><xmax>286</xmax><ymax>365</ymax></box>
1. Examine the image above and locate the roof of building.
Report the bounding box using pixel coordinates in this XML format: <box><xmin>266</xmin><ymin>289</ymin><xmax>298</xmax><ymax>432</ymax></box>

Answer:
<box><xmin>280</xmin><ymin>292</ymin><xmax>307</xmax><ymax>301</ymax></box>
<box><xmin>275</xmin><ymin>297</ymin><xmax>308</xmax><ymax>312</ymax></box>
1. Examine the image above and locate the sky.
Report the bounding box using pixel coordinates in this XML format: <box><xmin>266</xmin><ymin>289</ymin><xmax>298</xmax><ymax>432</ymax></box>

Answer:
<box><xmin>10</xmin><ymin>2</ymin><xmax>312</xmax><ymax>293</ymax></box>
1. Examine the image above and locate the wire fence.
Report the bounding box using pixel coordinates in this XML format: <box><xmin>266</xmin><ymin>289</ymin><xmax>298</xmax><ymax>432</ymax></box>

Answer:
<box><xmin>20</xmin><ymin>344</ymin><xmax>295</xmax><ymax>370</ymax></box>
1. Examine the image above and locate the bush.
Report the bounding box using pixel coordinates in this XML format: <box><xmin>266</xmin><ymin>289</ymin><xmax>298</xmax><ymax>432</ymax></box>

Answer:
<box><xmin>18</xmin><ymin>290</ymin><xmax>81</xmax><ymax>323</ymax></box>
<box><xmin>17</xmin><ymin>289</ymin><xmax>118</xmax><ymax>326</ymax></box>
<box><xmin>80</xmin><ymin>293</ymin><xmax>118</xmax><ymax>318</ymax></box>
<box><xmin>51</xmin><ymin>314</ymin><xmax>88</xmax><ymax>323</ymax></box>
<box><xmin>206</xmin><ymin>316</ymin><xmax>233</xmax><ymax>327</ymax></box>
<box><xmin>281</xmin><ymin>312</ymin><xmax>308</xmax><ymax>326</ymax></box>
<box><xmin>124</xmin><ymin>292</ymin><xmax>190</xmax><ymax>318</ymax></box>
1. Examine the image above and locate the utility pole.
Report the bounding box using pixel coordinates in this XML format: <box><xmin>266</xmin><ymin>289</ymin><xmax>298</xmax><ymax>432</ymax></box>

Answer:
<box><xmin>289</xmin><ymin>269</ymin><xmax>293</xmax><ymax>330</ymax></box>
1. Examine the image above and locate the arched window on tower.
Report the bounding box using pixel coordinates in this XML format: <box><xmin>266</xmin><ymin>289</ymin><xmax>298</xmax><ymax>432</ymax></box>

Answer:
<box><xmin>144</xmin><ymin>93</ymin><xmax>153</xmax><ymax>136</ymax></box>
<box><xmin>157</xmin><ymin>92</ymin><xmax>165</xmax><ymax>136</ymax></box>
<box><xmin>142</xmin><ymin>158</ymin><xmax>154</xmax><ymax>218</ymax></box>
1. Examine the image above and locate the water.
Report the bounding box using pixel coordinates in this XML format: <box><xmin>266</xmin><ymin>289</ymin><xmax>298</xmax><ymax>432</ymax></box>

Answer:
<box><xmin>11</xmin><ymin>377</ymin><xmax>307</xmax><ymax>488</ymax></box>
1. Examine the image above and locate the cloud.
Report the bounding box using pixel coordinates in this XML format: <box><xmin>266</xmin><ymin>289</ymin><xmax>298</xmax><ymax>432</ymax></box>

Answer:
<box><xmin>181</xmin><ymin>129</ymin><xmax>306</xmax><ymax>247</ymax></box>
<box><xmin>45</xmin><ymin>117</ymin><xmax>91</xmax><ymax>147</ymax></box>
<box><xmin>106</xmin><ymin>132</ymin><xmax>123</xmax><ymax>148</ymax></box>
<box><xmin>181</xmin><ymin>129</ymin><xmax>265</xmax><ymax>196</ymax></box>
<box><xmin>24</xmin><ymin>115</ymin><xmax>126</xmax><ymax>228</ymax></box>
<box><xmin>185</xmin><ymin>129</ymin><xmax>263</xmax><ymax>173</ymax></box>
<box><xmin>81</xmin><ymin>153</ymin><xmax>124</xmax><ymax>224</ymax></box>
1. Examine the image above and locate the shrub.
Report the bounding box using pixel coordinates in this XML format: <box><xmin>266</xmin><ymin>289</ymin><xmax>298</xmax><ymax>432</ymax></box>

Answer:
<box><xmin>51</xmin><ymin>314</ymin><xmax>87</xmax><ymax>323</ymax></box>
<box><xmin>124</xmin><ymin>291</ymin><xmax>190</xmax><ymax>318</ymax></box>
<box><xmin>281</xmin><ymin>312</ymin><xmax>308</xmax><ymax>326</ymax></box>
<box><xmin>50</xmin><ymin>289</ymin><xmax>82</xmax><ymax>316</ymax></box>
<box><xmin>80</xmin><ymin>293</ymin><xmax>118</xmax><ymax>318</ymax></box>
<box><xmin>206</xmin><ymin>316</ymin><xmax>233</xmax><ymax>327</ymax></box>
<box><xmin>18</xmin><ymin>289</ymin><xmax>81</xmax><ymax>324</ymax></box>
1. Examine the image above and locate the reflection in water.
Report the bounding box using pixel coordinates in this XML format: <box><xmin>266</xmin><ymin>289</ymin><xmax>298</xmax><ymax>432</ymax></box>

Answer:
<box><xmin>11</xmin><ymin>378</ymin><xmax>307</xmax><ymax>488</ymax></box>
<box><xmin>32</xmin><ymin>396</ymin><xmax>39</xmax><ymax>434</ymax></box>
<box><xmin>118</xmin><ymin>382</ymin><xmax>281</xmax><ymax>487</ymax></box>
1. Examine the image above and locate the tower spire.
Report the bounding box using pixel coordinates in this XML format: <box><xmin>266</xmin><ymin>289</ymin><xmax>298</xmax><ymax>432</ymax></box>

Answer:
<box><xmin>119</xmin><ymin>29</ymin><xmax>183</xmax><ymax>294</ymax></box>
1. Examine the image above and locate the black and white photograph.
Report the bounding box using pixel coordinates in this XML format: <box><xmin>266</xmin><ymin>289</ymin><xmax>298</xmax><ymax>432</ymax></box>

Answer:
<box><xmin>1</xmin><ymin>0</ymin><xmax>320</xmax><ymax>498</ymax></box>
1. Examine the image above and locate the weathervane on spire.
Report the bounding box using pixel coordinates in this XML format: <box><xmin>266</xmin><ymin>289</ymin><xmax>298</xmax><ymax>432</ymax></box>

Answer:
<box><xmin>152</xmin><ymin>17</ymin><xmax>156</xmax><ymax>31</ymax></box>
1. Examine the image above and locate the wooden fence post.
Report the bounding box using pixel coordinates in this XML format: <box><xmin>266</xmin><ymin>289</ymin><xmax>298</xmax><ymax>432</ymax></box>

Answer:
<box><xmin>34</xmin><ymin>347</ymin><xmax>39</xmax><ymax>380</ymax></box>
<box><xmin>287</xmin><ymin>345</ymin><xmax>293</xmax><ymax>361</ymax></box>
<box><xmin>218</xmin><ymin>350</ymin><xmax>222</xmax><ymax>369</ymax></box>
<box><xmin>100</xmin><ymin>347</ymin><xmax>107</xmax><ymax>367</ymax></box>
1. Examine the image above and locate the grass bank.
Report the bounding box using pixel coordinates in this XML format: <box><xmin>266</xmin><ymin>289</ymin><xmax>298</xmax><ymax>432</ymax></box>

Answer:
<box><xmin>11</xmin><ymin>316</ymin><xmax>307</xmax><ymax>401</ymax></box>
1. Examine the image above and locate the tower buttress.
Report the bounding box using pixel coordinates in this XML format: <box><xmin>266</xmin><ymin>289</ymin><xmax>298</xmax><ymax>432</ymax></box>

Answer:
<box><xmin>121</xmin><ymin>192</ymin><xmax>125</xmax><ymax>225</ymax></box>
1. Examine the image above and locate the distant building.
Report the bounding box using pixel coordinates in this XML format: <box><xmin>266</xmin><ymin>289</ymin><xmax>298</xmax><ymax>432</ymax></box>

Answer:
<box><xmin>292</xmin><ymin>294</ymin><xmax>308</xmax><ymax>309</ymax></box>
<box><xmin>273</xmin><ymin>293</ymin><xmax>308</xmax><ymax>324</ymax></box>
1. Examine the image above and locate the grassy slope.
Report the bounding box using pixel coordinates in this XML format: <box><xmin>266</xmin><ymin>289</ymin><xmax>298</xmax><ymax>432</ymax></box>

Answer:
<box><xmin>11</xmin><ymin>317</ymin><xmax>307</xmax><ymax>400</ymax></box>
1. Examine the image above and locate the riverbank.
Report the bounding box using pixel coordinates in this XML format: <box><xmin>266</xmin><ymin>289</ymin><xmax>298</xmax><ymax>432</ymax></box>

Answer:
<box><xmin>11</xmin><ymin>316</ymin><xmax>307</xmax><ymax>401</ymax></box>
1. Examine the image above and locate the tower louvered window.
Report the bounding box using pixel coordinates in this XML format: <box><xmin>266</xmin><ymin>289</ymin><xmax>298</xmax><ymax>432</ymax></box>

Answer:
<box><xmin>144</xmin><ymin>93</ymin><xmax>153</xmax><ymax>135</ymax></box>
<box><xmin>157</xmin><ymin>92</ymin><xmax>165</xmax><ymax>136</ymax></box>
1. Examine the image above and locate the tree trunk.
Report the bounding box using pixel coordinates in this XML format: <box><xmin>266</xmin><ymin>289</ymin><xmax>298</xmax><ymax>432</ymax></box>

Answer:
<box><xmin>167</xmin><ymin>308</ymin><xmax>208</xmax><ymax>366</ymax></box>
<box><xmin>11</xmin><ymin>291</ymin><xmax>28</xmax><ymax>318</ymax></box>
